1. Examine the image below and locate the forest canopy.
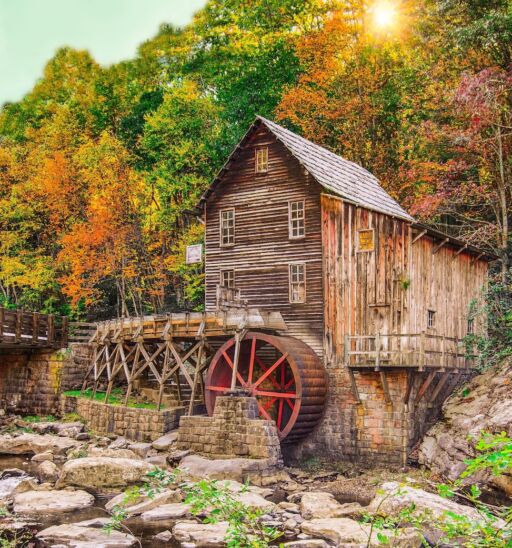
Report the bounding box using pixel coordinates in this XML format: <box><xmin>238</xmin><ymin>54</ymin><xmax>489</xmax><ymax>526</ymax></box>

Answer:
<box><xmin>0</xmin><ymin>0</ymin><xmax>510</xmax><ymax>318</ymax></box>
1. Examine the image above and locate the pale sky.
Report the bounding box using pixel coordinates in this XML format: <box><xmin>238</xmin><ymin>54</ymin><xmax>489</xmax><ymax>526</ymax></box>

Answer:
<box><xmin>0</xmin><ymin>0</ymin><xmax>207</xmax><ymax>106</ymax></box>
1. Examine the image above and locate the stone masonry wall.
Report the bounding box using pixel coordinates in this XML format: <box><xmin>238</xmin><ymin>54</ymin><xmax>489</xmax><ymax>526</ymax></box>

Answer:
<box><xmin>62</xmin><ymin>395</ymin><xmax>184</xmax><ymax>442</ymax></box>
<box><xmin>177</xmin><ymin>396</ymin><xmax>283</xmax><ymax>464</ymax></box>
<box><xmin>0</xmin><ymin>344</ymin><xmax>92</xmax><ymax>417</ymax></box>
<box><xmin>286</xmin><ymin>367</ymin><xmax>461</xmax><ymax>467</ymax></box>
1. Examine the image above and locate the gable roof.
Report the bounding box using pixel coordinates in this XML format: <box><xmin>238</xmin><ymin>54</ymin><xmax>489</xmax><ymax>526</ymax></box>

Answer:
<box><xmin>198</xmin><ymin>116</ymin><xmax>414</xmax><ymax>222</ymax></box>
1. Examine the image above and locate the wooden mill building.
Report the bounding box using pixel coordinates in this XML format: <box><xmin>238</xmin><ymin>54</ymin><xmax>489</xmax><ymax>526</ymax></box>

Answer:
<box><xmin>197</xmin><ymin>116</ymin><xmax>492</xmax><ymax>465</ymax></box>
<box><xmin>82</xmin><ymin>116</ymin><xmax>492</xmax><ymax>465</ymax></box>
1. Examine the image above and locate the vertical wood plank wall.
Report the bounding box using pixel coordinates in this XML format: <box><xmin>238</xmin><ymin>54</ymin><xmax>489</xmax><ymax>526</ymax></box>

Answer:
<box><xmin>321</xmin><ymin>194</ymin><xmax>488</xmax><ymax>366</ymax></box>
<box><xmin>205</xmin><ymin>126</ymin><xmax>324</xmax><ymax>356</ymax></box>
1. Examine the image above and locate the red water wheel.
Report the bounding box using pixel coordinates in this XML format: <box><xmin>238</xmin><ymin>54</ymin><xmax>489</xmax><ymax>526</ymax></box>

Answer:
<box><xmin>205</xmin><ymin>332</ymin><xmax>327</xmax><ymax>442</ymax></box>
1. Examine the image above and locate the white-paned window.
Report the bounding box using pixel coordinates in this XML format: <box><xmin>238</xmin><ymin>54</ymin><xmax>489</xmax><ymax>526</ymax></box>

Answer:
<box><xmin>220</xmin><ymin>269</ymin><xmax>235</xmax><ymax>289</ymax></box>
<box><xmin>289</xmin><ymin>200</ymin><xmax>305</xmax><ymax>239</ymax></box>
<box><xmin>427</xmin><ymin>309</ymin><xmax>436</xmax><ymax>329</ymax></box>
<box><xmin>289</xmin><ymin>263</ymin><xmax>306</xmax><ymax>303</ymax></box>
<box><xmin>255</xmin><ymin>147</ymin><xmax>268</xmax><ymax>173</ymax></box>
<box><xmin>220</xmin><ymin>209</ymin><xmax>235</xmax><ymax>246</ymax></box>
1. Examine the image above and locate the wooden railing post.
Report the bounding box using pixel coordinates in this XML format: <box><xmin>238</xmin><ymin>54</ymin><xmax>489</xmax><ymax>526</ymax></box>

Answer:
<box><xmin>419</xmin><ymin>331</ymin><xmax>426</xmax><ymax>371</ymax></box>
<box><xmin>0</xmin><ymin>307</ymin><xmax>5</xmax><ymax>342</ymax></box>
<box><xmin>15</xmin><ymin>309</ymin><xmax>22</xmax><ymax>343</ymax></box>
<box><xmin>47</xmin><ymin>314</ymin><xmax>55</xmax><ymax>345</ymax></box>
<box><xmin>32</xmin><ymin>312</ymin><xmax>39</xmax><ymax>344</ymax></box>
<box><xmin>375</xmin><ymin>332</ymin><xmax>381</xmax><ymax>371</ymax></box>
<box><xmin>441</xmin><ymin>335</ymin><xmax>446</xmax><ymax>370</ymax></box>
<box><xmin>61</xmin><ymin>316</ymin><xmax>69</xmax><ymax>348</ymax></box>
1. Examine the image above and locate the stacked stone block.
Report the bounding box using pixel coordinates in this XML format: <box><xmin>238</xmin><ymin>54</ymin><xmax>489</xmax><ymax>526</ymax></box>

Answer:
<box><xmin>177</xmin><ymin>396</ymin><xmax>283</xmax><ymax>465</ymax></box>
<box><xmin>62</xmin><ymin>396</ymin><xmax>184</xmax><ymax>441</ymax></box>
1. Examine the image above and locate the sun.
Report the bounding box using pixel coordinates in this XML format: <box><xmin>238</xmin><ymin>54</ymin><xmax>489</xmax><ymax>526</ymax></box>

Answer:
<box><xmin>372</xmin><ymin>2</ymin><xmax>397</xmax><ymax>29</ymax></box>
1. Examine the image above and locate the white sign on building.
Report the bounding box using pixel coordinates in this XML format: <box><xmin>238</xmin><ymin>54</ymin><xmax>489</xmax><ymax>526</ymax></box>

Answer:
<box><xmin>186</xmin><ymin>244</ymin><xmax>203</xmax><ymax>265</ymax></box>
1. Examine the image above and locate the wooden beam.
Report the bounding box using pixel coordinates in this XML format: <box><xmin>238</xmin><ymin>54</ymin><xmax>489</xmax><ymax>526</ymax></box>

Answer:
<box><xmin>414</xmin><ymin>371</ymin><xmax>436</xmax><ymax>405</ymax></box>
<box><xmin>348</xmin><ymin>369</ymin><xmax>361</xmax><ymax>404</ymax></box>
<box><xmin>379</xmin><ymin>371</ymin><xmax>392</xmax><ymax>404</ymax></box>
<box><xmin>433</xmin><ymin>237</ymin><xmax>449</xmax><ymax>254</ymax></box>
<box><xmin>452</xmin><ymin>243</ymin><xmax>468</xmax><ymax>261</ymax></box>
<box><xmin>429</xmin><ymin>372</ymin><xmax>451</xmax><ymax>403</ymax></box>
<box><xmin>412</xmin><ymin>229</ymin><xmax>427</xmax><ymax>245</ymax></box>
<box><xmin>230</xmin><ymin>329</ymin><xmax>247</xmax><ymax>391</ymax></box>
<box><xmin>403</xmin><ymin>369</ymin><xmax>414</xmax><ymax>405</ymax></box>
<box><xmin>471</xmin><ymin>252</ymin><xmax>485</xmax><ymax>265</ymax></box>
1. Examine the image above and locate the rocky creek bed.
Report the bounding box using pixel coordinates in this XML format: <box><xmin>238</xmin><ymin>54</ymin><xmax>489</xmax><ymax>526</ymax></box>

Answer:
<box><xmin>0</xmin><ymin>414</ymin><xmax>508</xmax><ymax>547</ymax></box>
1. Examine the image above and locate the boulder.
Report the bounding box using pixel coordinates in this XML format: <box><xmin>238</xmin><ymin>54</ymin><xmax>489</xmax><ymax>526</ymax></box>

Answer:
<box><xmin>109</xmin><ymin>436</ymin><xmax>129</xmax><ymax>450</ymax></box>
<box><xmin>154</xmin><ymin>530</ymin><xmax>173</xmax><ymax>541</ymax></box>
<box><xmin>300</xmin><ymin>518</ymin><xmax>373</xmax><ymax>545</ymax></box>
<box><xmin>127</xmin><ymin>442</ymin><xmax>153</xmax><ymax>459</ymax></box>
<box><xmin>152</xmin><ymin>431</ymin><xmax>178</xmax><ymax>451</ymax></box>
<box><xmin>283</xmin><ymin>541</ymin><xmax>330</xmax><ymax>548</ymax></box>
<box><xmin>0</xmin><ymin>433</ymin><xmax>78</xmax><ymax>456</ymax></box>
<box><xmin>57</xmin><ymin>457</ymin><xmax>153</xmax><ymax>490</ymax></box>
<box><xmin>141</xmin><ymin>502</ymin><xmax>192</xmax><ymax>521</ymax></box>
<box><xmin>173</xmin><ymin>520</ymin><xmax>229</xmax><ymax>547</ymax></box>
<box><xmin>419</xmin><ymin>359</ymin><xmax>512</xmax><ymax>495</ymax></box>
<box><xmin>37</xmin><ymin>517</ymin><xmax>136</xmax><ymax>547</ymax></box>
<box><xmin>180</xmin><ymin>454</ymin><xmax>278</xmax><ymax>483</ymax></box>
<box><xmin>31</xmin><ymin>451</ymin><xmax>54</xmax><ymax>462</ymax></box>
<box><xmin>368</xmin><ymin>482</ymin><xmax>502</xmax><ymax>526</ymax></box>
<box><xmin>37</xmin><ymin>460</ymin><xmax>59</xmax><ymax>483</ymax></box>
<box><xmin>145</xmin><ymin>455</ymin><xmax>168</xmax><ymax>467</ymax></box>
<box><xmin>30</xmin><ymin>421</ymin><xmax>85</xmax><ymax>438</ymax></box>
<box><xmin>87</xmin><ymin>447</ymin><xmax>141</xmax><ymax>460</ymax></box>
<box><xmin>13</xmin><ymin>489</ymin><xmax>94</xmax><ymax>514</ymax></box>
<box><xmin>300</xmin><ymin>491</ymin><xmax>363</xmax><ymax>520</ymax></box>
<box><xmin>106</xmin><ymin>488</ymin><xmax>182</xmax><ymax>516</ymax></box>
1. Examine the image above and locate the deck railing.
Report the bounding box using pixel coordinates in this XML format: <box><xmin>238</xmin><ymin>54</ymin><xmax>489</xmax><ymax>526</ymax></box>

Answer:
<box><xmin>215</xmin><ymin>285</ymin><xmax>248</xmax><ymax>311</ymax></box>
<box><xmin>0</xmin><ymin>307</ymin><xmax>68</xmax><ymax>349</ymax></box>
<box><xmin>344</xmin><ymin>332</ymin><xmax>476</xmax><ymax>370</ymax></box>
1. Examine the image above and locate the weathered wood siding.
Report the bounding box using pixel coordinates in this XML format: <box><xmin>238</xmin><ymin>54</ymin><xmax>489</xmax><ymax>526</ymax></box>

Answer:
<box><xmin>205</xmin><ymin>126</ymin><xmax>324</xmax><ymax>356</ymax></box>
<box><xmin>321</xmin><ymin>194</ymin><xmax>488</xmax><ymax>366</ymax></box>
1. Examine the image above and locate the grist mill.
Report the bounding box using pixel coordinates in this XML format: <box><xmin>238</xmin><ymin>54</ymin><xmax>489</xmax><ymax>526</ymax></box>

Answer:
<box><xmin>0</xmin><ymin>117</ymin><xmax>494</xmax><ymax>466</ymax></box>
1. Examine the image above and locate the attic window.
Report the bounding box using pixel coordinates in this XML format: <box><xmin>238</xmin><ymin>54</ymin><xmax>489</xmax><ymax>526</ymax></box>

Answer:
<box><xmin>220</xmin><ymin>209</ymin><xmax>235</xmax><ymax>247</ymax></box>
<box><xmin>255</xmin><ymin>147</ymin><xmax>268</xmax><ymax>173</ymax></box>
<box><xmin>289</xmin><ymin>200</ymin><xmax>305</xmax><ymax>239</ymax></box>
<box><xmin>289</xmin><ymin>263</ymin><xmax>306</xmax><ymax>303</ymax></box>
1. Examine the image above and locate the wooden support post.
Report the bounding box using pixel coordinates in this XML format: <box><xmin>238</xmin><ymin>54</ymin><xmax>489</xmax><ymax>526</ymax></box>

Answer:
<box><xmin>348</xmin><ymin>369</ymin><xmax>361</xmax><ymax>404</ymax></box>
<box><xmin>412</xmin><ymin>229</ymin><xmax>427</xmax><ymax>245</ymax></box>
<box><xmin>403</xmin><ymin>369</ymin><xmax>414</xmax><ymax>406</ymax></box>
<box><xmin>414</xmin><ymin>371</ymin><xmax>436</xmax><ymax>405</ymax></box>
<box><xmin>379</xmin><ymin>370</ymin><xmax>391</xmax><ymax>404</ymax></box>
<box><xmin>157</xmin><ymin>344</ymin><xmax>170</xmax><ymax>411</ymax></box>
<box><xmin>344</xmin><ymin>334</ymin><xmax>350</xmax><ymax>366</ymax></box>
<box><xmin>32</xmin><ymin>312</ymin><xmax>39</xmax><ymax>344</ymax></box>
<box><xmin>188</xmin><ymin>338</ymin><xmax>205</xmax><ymax>415</ymax></box>
<box><xmin>433</xmin><ymin>237</ymin><xmax>449</xmax><ymax>254</ymax></box>
<box><xmin>47</xmin><ymin>314</ymin><xmax>55</xmax><ymax>345</ymax></box>
<box><xmin>0</xmin><ymin>308</ymin><xmax>4</xmax><ymax>342</ymax></box>
<box><xmin>61</xmin><ymin>316</ymin><xmax>69</xmax><ymax>347</ymax></box>
<box><xmin>429</xmin><ymin>372</ymin><xmax>451</xmax><ymax>404</ymax></box>
<box><xmin>230</xmin><ymin>329</ymin><xmax>246</xmax><ymax>391</ymax></box>
<box><xmin>441</xmin><ymin>336</ymin><xmax>446</xmax><ymax>371</ymax></box>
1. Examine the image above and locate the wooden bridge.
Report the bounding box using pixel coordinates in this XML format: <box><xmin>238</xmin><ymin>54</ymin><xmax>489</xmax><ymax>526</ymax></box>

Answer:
<box><xmin>0</xmin><ymin>307</ymin><xmax>68</xmax><ymax>350</ymax></box>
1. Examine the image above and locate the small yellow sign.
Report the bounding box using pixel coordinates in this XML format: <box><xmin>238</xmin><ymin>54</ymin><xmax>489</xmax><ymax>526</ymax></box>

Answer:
<box><xmin>358</xmin><ymin>229</ymin><xmax>375</xmax><ymax>252</ymax></box>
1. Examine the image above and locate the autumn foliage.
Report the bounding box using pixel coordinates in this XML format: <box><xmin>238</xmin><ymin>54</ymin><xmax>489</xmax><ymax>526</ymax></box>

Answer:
<box><xmin>0</xmin><ymin>0</ymin><xmax>510</xmax><ymax>318</ymax></box>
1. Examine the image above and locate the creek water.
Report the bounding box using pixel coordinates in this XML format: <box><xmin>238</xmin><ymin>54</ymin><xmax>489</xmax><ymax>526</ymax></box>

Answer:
<box><xmin>0</xmin><ymin>455</ymin><xmax>181</xmax><ymax>547</ymax></box>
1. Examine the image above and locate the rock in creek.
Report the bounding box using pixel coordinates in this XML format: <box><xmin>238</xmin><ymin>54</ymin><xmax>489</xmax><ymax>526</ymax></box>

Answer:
<box><xmin>300</xmin><ymin>491</ymin><xmax>363</xmax><ymax>520</ymax></box>
<box><xmin>368</xmin><ymin>481</ymin><xmax>504</xmax><ymax>526</ymax></box>
<box><xmin>37</xmin><ymin>460</ymin><xmax>59</xmax><ymax>483</ymax></box>
<box><xmin>419</xmin><ymin>359</ymin><xmax>512</xmax><ymax>496</ymax></box>
<box><xmin>57</xmin><ymin>457</ymin><xmax>153</xmax><ymax>490</ymax></box>
<box><xmin>141</xmin><ymin>502</ymin><xmax>192</xmax><ymax>521</ymax></box>
<box><xmin>37</xmin><ymin>517</ymin><xmax>137</xmax><ymax>547</ymax></box>
<box><xmin>13</xmin><ymin>489</ymin><xmax>94</xmax><ymax>514</ymax></box>
<box><xmin>173</xmin><ymin>520</ymin><xmax>229</xmax><ymax>547</ymax></box>
<box><xmin>300</xmin><ymin>518</ymin><xmax>374</xmax><ymax>545</ymax></box>
<box><xmin>0</xmin><ymin>433</ymin><xmax>78</xmax><ymax>456</ymax></box>
<box><xmin>106</xmin><ymin>488</ymin><xmax>182</xmax><ymax>516</ymax></box>
<box><xmin>152</xmin><ymin>430</ymin><xmax>178</xmax><ymax>451</ymax></box>
<box><xmin>30</xmin><ymin>421</ymin><xmax>85</xmax><ymax>438</ymax></box>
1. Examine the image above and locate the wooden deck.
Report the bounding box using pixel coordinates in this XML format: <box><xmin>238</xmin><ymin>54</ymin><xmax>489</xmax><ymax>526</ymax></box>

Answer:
<box><xmin>344</xmin><ymin>332</ymin><xmax>477</xmax><ymax>370</ymax></box>
<box><xmin>0</xmin><ymin>307</ymin><xmax>68</xmax><ymax>350</ymax></box>
<box><xmin>89</xmin><ymin>309</ymin><xmax>287</xmax><ymax>343</ymax></box>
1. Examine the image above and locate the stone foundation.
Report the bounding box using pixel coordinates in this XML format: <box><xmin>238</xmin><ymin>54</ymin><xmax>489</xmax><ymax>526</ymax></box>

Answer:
<box><xmin>177</xmin><ymin>396</ymin><xmax>283</xmax><ymax>464</ymax></box>
<box><xmin>62</xmin><ymin>396</ymin><xmax>184</xmax><ymax>442</ymax></box>
<box><xmin>287</xmin><ymin>366</ymin><xmax>465</xmax><ymax>466</ymax></box>
<box><xmin>0</xmin><ymin>344</ymin><xmax>92</xmax><ymax>416</ymax></box>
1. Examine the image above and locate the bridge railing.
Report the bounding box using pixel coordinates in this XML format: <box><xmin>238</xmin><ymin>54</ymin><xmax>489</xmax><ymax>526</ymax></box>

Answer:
<box><xmin>0</xmin><ymin>308</ymin><xmax>68</xmax><ymax>348</ymax></box>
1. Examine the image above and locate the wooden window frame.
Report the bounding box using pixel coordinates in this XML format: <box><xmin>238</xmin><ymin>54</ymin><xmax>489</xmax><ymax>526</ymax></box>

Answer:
<box><xmin>289</xmin><ymin>262</ymin><xmax>306</xmax><ymax>304</ymax></box>
<box><xmin>220</xmin><ymin>269</ymin><xmax>235</xmax><ymax>289</ymax></box>
<box><xmin>467</xmin><ymin>318</ymin><xmax>474</xmax><ymax>335</ymax></box>
<box><xmin>427</xmin><ymin>309</ymin><xmax>436</xmax><ymax>330</ymax></box>
<box><xmin>220</xmin><ymin>208</ymin><xmax>235</xmax><ymax>247</ymax></box>
<box><xmin>255</xmin><ymin>147</ymin><xmax>269</xmax><ymax>174</ymax></box>
<box><xmin>288</xmin><ymin>200</ymin><xmax>306</xmax><ymax>240</ymax></box>
<box><xmin>357</xmin><ymin>228</ymin><xmax>375</xmax><ymax>253</ymax></box>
